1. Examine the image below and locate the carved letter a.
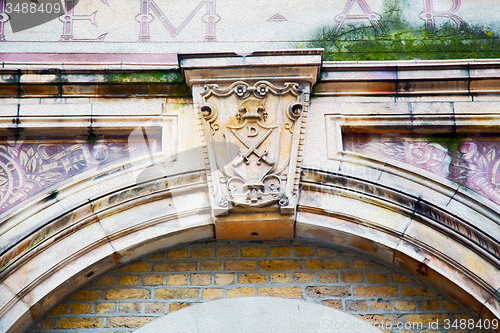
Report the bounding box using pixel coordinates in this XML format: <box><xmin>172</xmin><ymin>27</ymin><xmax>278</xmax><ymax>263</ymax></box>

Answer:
<box><xmin>334</xmin><ymin>0</ymin><xmax>382</xmax><ymax>34</ymax></box>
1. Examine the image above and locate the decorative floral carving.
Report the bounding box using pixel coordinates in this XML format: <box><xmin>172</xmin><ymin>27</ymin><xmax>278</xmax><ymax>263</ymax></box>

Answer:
<box><xmin>344</xmin><ymin>134</ymin><xmax>500</xmax><ymax>206</ymax></box>
<box><xmin>0</xmin><ymin>136</ymin><xmax>156</xmax><ymax>215</ymax></box>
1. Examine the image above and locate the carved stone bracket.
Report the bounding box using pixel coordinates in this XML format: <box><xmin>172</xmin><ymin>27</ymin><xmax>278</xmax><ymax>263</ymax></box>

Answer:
<box><xmin>180</xmin><ymin>50</ymin><xmax>323</xmax><ymax>239</ymax></box>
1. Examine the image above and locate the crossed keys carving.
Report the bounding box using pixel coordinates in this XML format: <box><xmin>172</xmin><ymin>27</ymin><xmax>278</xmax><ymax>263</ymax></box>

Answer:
<box><xmin>230</xmin><ymin>128</ymin><xmax>274</xmax><ymax>166</ymax></box>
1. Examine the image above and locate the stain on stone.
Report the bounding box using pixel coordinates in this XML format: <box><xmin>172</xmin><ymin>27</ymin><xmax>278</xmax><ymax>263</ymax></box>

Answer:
<box><xmin>308</xmin><ymin>0</ymin><xmax>500</xmax><ymax>61</ymax></box>
<box><xmin>45</xmin><ymin>190</ymin><xmax>58</xmax><ymax>202</ymax></box>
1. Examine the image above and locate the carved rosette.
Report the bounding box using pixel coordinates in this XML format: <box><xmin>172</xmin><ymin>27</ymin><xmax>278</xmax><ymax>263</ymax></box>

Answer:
<box><xmin>196</xmin><ymin>80</ymin><xmax>308</xmax><ymax>216</ymax></box>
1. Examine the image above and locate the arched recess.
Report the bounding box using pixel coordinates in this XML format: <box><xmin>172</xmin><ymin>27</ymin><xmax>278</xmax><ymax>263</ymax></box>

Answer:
<box><xmin>0</xmin><ymin>151</ymin><xmax>499</xmax><ymax>332</ymax></box>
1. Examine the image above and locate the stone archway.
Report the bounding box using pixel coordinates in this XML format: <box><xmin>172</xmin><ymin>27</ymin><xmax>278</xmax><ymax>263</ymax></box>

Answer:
<box><xmin>0</xmin><ymin>52</ymin><xmax>499</xmax><ymax>333</ymax></box>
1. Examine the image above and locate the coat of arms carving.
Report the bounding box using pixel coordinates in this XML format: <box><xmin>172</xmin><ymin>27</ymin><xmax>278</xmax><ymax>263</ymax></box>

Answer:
<box><xmin>197</xmin><ymin>80</ymin><xmax>308</xmax><ymax>216</ymax></box>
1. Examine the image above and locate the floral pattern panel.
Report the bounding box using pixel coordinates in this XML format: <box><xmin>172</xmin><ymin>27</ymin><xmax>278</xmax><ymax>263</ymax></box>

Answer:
<box><xmin>0</xmin><ymin>135</ymin><xmax>160</xmax><ymax>216</ymax></box>
<box><xmin>343</xmin><ymin>133</ymin><xmax>500</xmax><ymax>206</ymax></box>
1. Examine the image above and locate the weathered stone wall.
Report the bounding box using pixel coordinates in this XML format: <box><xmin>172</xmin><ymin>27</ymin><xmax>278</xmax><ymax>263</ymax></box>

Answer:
<box><xmin>2</xmin><ymin>0</ymin><xmax>500</xmax><ymax>60</ymax></box>
<box><xmin>27</xmin><ymin>241</ymin><xmax>486</xmax><ymax>333</ymax></box>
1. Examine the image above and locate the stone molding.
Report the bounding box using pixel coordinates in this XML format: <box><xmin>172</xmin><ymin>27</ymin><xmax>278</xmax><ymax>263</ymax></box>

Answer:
<box><xmin>317</xmin><ymin>60</ymin><xmax>500</xmax><ymax>96</ymax></box>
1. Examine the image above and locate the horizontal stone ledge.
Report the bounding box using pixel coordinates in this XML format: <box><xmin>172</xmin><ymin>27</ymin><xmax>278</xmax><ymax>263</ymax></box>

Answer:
<box><xmin>0</xmin><ymin>53</ymin><xmax>179</xmax><ymax>71</ymax></box>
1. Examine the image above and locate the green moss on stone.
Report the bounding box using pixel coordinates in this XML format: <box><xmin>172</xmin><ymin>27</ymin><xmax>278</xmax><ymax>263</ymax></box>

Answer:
<box><xmin>426</xmin><ymin>133</ymin><xmax>469</xmax><ymax>154</ymax></box>
<box><xmin>308</xmin><ymin>0</ymin><xmax>500</xmax><ymax>61</ymax></box>
<box><xmin>106</xmin><ymin>70</ymin><xmax>183</xmax><ymax>83</ymax></box>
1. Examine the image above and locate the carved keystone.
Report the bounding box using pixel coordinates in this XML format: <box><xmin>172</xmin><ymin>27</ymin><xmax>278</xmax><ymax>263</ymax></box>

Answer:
<box><xmin>180</xmin><ymin>50</ymin><xmax>323</xmax><ymax>239</ymax></box>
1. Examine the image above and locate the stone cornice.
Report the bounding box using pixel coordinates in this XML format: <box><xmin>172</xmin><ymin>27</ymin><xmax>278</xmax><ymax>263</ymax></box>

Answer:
<box><xmin>318</xmin><ymin>59</ymin><xmax>500</xmax><ymax>96</ymax></box>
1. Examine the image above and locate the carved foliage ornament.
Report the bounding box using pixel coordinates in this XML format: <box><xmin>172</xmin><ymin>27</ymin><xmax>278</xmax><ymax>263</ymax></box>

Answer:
<box><xmin>198</xmin><ymin>81</ymin><xmax>306</xmax><ymax>214</ymax></box>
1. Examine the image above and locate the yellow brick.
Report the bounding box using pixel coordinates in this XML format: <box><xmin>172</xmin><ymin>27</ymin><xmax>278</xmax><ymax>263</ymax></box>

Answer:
<box><xmin>353</xmin><ymin>260</ymin><xmax>386</xmax><ymax>270</ymax></box>
<box><xmin>70</xmin><ymin>303</ymin><xmax>92</xmax><ymax>314</ymax></box>
<box><xmin>295</xmin><ymin>272</ymin><xmax>315</xmax><ymax>283</ymax></box>
<box><xmin>392</xmin><ymin>273</ymin><xmax>412</xmax><ymax>283</ymax></box>
<box><xmin>167</xmin><ymin>249</ymin><xmax>188</xmax><ymax>258</ymax></box>
<box><xmin>201</xmin><ymin>261</ymin><xmax>221</xmax><ymax>271</ymax></box>
<box><xmin>216</xmin><ymin>247</ymin><xmax>237</xmax><ymax>257</ymax></box>
<box><xmin>342</xmin><ymin>272</ymin><xmax>363</xmax><ymax>283</ymax></box>
<box><xmin>306</xmin><ymin>260</ymin><xmax>348</xmax><ymax>270</ymax></box>
<box><xmin>419</xmin><ymin>300</ymin><xmax>441</xmax><ymax>311</ymax></box>
<box><xmin>94</xmin><ymin>275</ymin><xmax>116</xmax><ymax>287</ymax></box>
<box><xmin>143</xmin><ymin>275</ymin><xmax>163</xmax><ymax>286</ymax></box>
<box><xmin>169</xmin><ymin>302</ymin><xmax>191</xmax><ymax>313</ymax></box>
<box><xmin>227</xmin><ymin>287</ymin><xmax>255</xmax><ymax>298</ymax></box>
<box><xmin>402</xmin><ymin>286</ymin><xmax>439</xmax><ymax>297</ymax></box>
<box><xmin>119</xmin><ymin>275</ymin><xmax>139</xmax><ymax>286</ymax></box>
<box><xmin>107</xmin><ymin>317</ymin><xmax>154</xmax><ymax>328</ymax></box>
<box><xmin>318</xmin><ymin>273</ymin><xmax>338</xmax><ymax>283</ymax></box>
<box><xmin>242</xmin><ymin>247</ymin><xmax>267</xmax><ymax>257</ymax></box>
<box><xmin>215</xmin><ymin>274</ymin><xmax>235</xmax><ymax>285</ymax></box>
<box><xmin>258</xmin><ymin>287</ymin><xmax>302</xmax><ymax>298</ymax></box>
<box><xmin>259</xmin><ymin>259</ymin><xmax>302</xmax><ymax>270</ymax></box>
<box><xmin>146</xmin><ymin>252</ymin><xmax>164</xmax><ymax>259</ymax></box>
<box><xmin>404</xmin><ymin>314</ymin><xmax>449</xmax><ymax>324</ymax></box>
<box><xmin>119</xmin><ymin>302</ymin><xmax>141</xmax><ymax>313</ymax></box>
<box><xmin>145</xmin><ymin>302</ymin><xmax>164</xmax><ymax>314</ymax></box>
<box><xmin>394</xmin><ymin>301</ymin><xmax>416</xmax><ymax>311</ymax></box>
<box><xmin>153</xmin><ymin>262</ymin><xmax>197</xmax><ymax>272</ymax></box>
<box><xmin>167</xmin><ymin>274</ymin><xmax>188</xmax><ymax>286</ymax></box>
<box><xmin>455</xmin><ymin>314</ymin><xmax>472</xmax><ymax>321</ymax></box>
<box><xmin>367</xmin><ymin>273</ymin><xmax>388</xmax><ymax>283</ymax></box>
<box><xmin>353</xmin><ymin>286</ymin><xmax>398</xmax><ymax>297</ymax></box>
<box><xmin>239</xmin><ymin>273</ymin><xmax>267</xmax><ymax>284</ymax></box>
<box><xmin>156</xmin><ymin>288</ymin><xmax>199</xmax><ymax>299</ymax></box>
<box><xmin>57</xmin><ymin>317</ymin><xmax>103</xmax><ymax>329</ymax></box>
<box><xmin>69</xmin><ymin>290</ymin><xmax>103</xmax><ymax>301</ymax></box>
<box><xmin>323</xmin><ymin>300</ymin><xmax>343</xmax><ymax>310</ymax></box>
<box><xmin>191</xmin><ymin>274</ymin><xmax>212</xmax><ymax>285</ymax></box>
<box><xmin>95</xmin><ymin>303</ymin><xmax>116</xmax><ymax>314</ymax></box>
<box><xmin>358</xmin><ymin>314</ymin><xmax>400</xmax><ymax>326</ymax></box>
<box><xmin>317</xmin><ymin>248</ymin><xmax>337</xmax><ymax>257</ymax></box>
<box><xmin>105</xmin><ymin>288</ymin><xmax>150</xmax><ymax>300</ymax></box>
<box><xmin>443</xmin><ymin>300</ymin><xmax>460</xmax><ymax>311</ymax></box>
<box><xmin>271</xmin><ymin>247</ymin><xmax>290</xmax><ymax>257</ymax></box>
<box><xmin>306</xmin><ymin>286</ymin><xmax>351</xmax><ymax>297</ymax></box>
<box><xmin>370</xmin><ymin>300</ymin><xmax>391</xmax><ymax>311</ymax></box>
<box><xmin>346</xmin><ymin>300</ymin><xmax>367</xmax><ymax>311</ymax></box>
<box><xmin>225</xmin><ymin>260</ymin><xmax>257</xmax><ymax>271</ymax></box>
<box><xmin>114</xmin><ymin>262</ymin><xmax>149</xmax><ymax>273</ymax></box>
<box><xmin>270</xmin><ymin>273</ymin><xmax>292</xmax><ymax>283</ymax></box>
<box><xmin>48</xmin><ymin>303</ymin><xmax>68</xmax><ymax>316</ymax></box>
<box><xmin>202</xmin><ymin>289</ymin><xmax>223</xmax><ymax>300</ymax></box>
<box><xmin>191</xmin><ymin>248</ymin><xmax>212</xmax><ymax>258</ymax></box>
<box><xmin>294</xmin><ymin>247</ymin><xmax>314</xmax><ymax>256</ymax></box>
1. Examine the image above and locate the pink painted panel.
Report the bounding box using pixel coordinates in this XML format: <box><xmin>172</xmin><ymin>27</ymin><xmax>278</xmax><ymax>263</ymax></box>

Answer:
<box><xmin>0</xmin><ymin>135</ymin><xmax>159</xmax><ymax>215</ymax></box>
<box><xmin>344</xmin><ymin>133</ymin><xmax>500</xmax><ymax>205</ymax></box>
